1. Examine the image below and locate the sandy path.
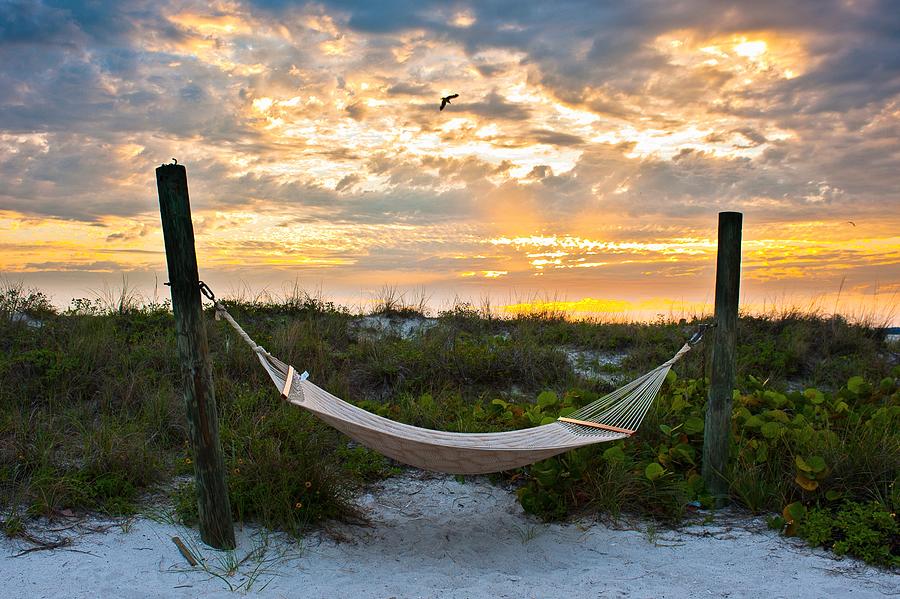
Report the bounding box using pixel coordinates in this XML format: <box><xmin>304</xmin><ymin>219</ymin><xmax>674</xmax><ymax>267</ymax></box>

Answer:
<box><xmin>2</xmin><ymin>472</ymin><xmax>896</xmax><ymax>598</ymax></box>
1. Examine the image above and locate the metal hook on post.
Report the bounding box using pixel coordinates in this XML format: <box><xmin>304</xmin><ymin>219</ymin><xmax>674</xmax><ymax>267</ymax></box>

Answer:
<box><xmin>198</xmin><ymin>280</ymin><xmax>215</xmax><ymax>302</ymax></box>
<box><xmin>688</xmin><ymin>322</ymin><xmax>717</xmax><ymax>346</ymax></box>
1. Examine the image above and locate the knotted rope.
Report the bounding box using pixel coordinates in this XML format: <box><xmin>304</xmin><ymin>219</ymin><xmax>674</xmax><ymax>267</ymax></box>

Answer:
<box><xmin>212</xmin><ymin>300</ymin><xmax>278</xmax><ymax>362</ymax></box>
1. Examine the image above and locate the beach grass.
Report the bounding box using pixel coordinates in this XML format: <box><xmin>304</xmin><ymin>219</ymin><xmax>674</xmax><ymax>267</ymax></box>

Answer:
<box><xmin>0</xmin><ymin>281</ymin><xmax>896</xmax><ymax>565</ymax></box>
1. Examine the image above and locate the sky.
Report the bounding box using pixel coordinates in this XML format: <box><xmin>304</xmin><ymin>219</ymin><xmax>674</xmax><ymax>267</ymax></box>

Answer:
<box><xmin>0</xmin><ymin>0</ymin><xmax>898</xmax><ymax>321</ymax></box>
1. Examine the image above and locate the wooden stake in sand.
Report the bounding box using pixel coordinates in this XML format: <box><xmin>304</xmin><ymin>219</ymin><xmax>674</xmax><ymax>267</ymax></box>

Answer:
<box><xmin>157</xmin><ymin>162</ymin><xmax>235</xmax><ymax>550</ymax></box>
<box><xmin>702</xmin><ymin>211</ymin><xmax>742</xmax><ymax>506</ymax></box>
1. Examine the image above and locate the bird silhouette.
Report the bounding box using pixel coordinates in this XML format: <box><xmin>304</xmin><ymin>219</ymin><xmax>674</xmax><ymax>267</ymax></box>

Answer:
<box><xmin>848</xmin><ymin>221</ymin><xmax>856</xmax><ymax>226</ymax></box>
<box><xmin>440</xmin><ymin>94</ymin><xmax>459</xmax><ymax>111</ymax></box>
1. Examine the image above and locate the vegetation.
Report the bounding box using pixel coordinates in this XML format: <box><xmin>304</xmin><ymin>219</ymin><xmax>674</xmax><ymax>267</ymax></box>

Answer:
<box><xmin>0</xmin><ymin>281</ymin><xmax>896</xmax><ymax>566</ymax></box>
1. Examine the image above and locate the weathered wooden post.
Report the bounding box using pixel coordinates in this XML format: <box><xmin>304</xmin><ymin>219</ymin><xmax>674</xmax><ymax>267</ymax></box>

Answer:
<box><xmin>157</xmin><ymin>162</ymin><xmax>235</xmax><ymax>549</ymax></box>
<box><xmin>702</xmin><ymin>211</ymin><xmax>742</xmax><ymax>506</ymax></box>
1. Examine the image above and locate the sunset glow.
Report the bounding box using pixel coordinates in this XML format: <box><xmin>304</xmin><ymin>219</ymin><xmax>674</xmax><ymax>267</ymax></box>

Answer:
<box><xmin>1</xmin><ymin>1</ymin><xmax>897</xmax><ymax>322</ymax></box>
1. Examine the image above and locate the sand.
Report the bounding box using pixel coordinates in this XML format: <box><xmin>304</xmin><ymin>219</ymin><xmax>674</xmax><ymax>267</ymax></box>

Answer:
<box><xmin>2</xmin><ymin>472</ymin><xmax>897</xmax><ymax>598</ymax></box>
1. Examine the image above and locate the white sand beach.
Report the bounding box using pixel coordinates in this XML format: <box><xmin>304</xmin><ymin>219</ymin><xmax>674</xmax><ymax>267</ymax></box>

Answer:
<box><xmin>2</xmin><ymin>472</ymin><xmax>897</xmax><ymax>599</ymax></box>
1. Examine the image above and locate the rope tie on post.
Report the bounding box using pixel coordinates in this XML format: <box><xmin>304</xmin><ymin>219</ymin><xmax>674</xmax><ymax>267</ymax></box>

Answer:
<box><xmin>195</xmin><ymin>281</ymin><xmax>278</xmax><ymax>362</ymax></box>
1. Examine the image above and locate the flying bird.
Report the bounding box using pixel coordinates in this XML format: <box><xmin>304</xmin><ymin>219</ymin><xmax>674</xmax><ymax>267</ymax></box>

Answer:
<box><xmin>848</xmin><ymin>221</ymin><xmax>856</xmax><ymax>226</ymax></box>
<box><xmin>440</xmin><ymin>94</ymin><xmax>459</xmax><ymax>111</ymax></box>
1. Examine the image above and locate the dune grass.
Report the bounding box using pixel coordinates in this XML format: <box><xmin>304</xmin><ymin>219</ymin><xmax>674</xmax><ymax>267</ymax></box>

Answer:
<box><xmin>0</xmin><ymin>281</ymin><xmax>896</xmax><ymax>564</ymax></box>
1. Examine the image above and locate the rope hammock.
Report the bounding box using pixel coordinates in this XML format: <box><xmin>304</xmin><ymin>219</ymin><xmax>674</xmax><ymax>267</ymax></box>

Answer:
<box><xmin>213</xmin><ymin>300</ymin><xmax>703</xmax><ymax>475</ymax></box>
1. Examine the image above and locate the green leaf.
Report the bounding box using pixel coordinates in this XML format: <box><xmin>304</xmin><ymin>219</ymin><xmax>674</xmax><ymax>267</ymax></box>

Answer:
<box><xmin>806</xmin><ymin>455</ymin><xmax>827</xmax><ymax>473</ymax></box>
<box><xmin>761</xmin><ymin>421</ymin><xmax>783</xmax><ymax>439</ymax></box>
<box><xmin>558</xmin><ymin>406</ymin><xmax>576</xmax><ymax>418</ymax></box>
<box><xmin>665</xmin><ymin>370</ymin><xmax>677</xmax><ymax>384</ymax></box>
<box><xmin>766</xmin><ymin>409</ymin><xmax>790</xmax><ymax>423</ymax></box>
<box><xmin>803</xmin><ymin>388</ymin><xmax>825</xmax><ymax>405</ymax></box>
<box><xmin>658</xmin><ymin>424</ymin><xmax>672</xmax><ymax>436</ymax></box>
<box><xmin>537</xmin><ymin>391</ymin><xmax>558</xmax><ymax>408</ymax></box>
<box><xmin>671</xmin><ymin>443</ymin><xmax>696</xmax><ymax>465</ymax></box>
<box><xmin>539</xmin><ymin>416</ymin><xmax>557</xmax><ymax>426</ymax></box>
<box><xmin>784</xmin><ymin>501</ymin><xmax>807</xmax><ymax>523</ymax></box>
<box><xmin>644</xmin><ymin>462</ymin><xmax>665</xmax><ymax>481</ymax></box>
<box><xmin>603</xmin><ymin>445</ymin><xmax>626</xmax><ymax>462</ymax></box>
<box><xmin>825</xmin><ymin>489</ymin><xmax>843</xmax><ymax>501</ymax></box>
<box><xmin>734</xmin><ymin>407</ymin><xmax>752</xmax><ymax>421</ymax></box>
<box><xmin>525</xmin><ymin>408</ymin><xmax>544</xmax><ymax>426</ymax></box>
<box><xmin>532</xmin><ymin>461</ymin><xmax>560</xmax><ymax>487</ymax></box>
<box><xmin>683</xmin><ymin>416</ymin><xmax>704</xmax><ymax>435</ymax></box>
<box><xmin>670</xmin><ymin>395</ymin><xmax>689</xmax><ymax>412</ymax></box>
<box><xmin>743</xmin><ymin>415</ymin><xmax>764</xmax><ymax>429</ymax></box>
<box><xmin>846</xmin><ymin>376</ymin><xmax>865</xmax><ymax>394</ymax></box>
<box><xmin>781</xmin><ymin>501</ymin><xmax>806</xmax><ymax>537</ymax></box>
<box><xmin>795</xmin><ymin>455</ymin><xmax>813</xmax><ymax>472</ymax></box>
<box><xmin>763</xmin><ymin>390</ymin><xmax>787</xmax><ymax>407</ymax></box>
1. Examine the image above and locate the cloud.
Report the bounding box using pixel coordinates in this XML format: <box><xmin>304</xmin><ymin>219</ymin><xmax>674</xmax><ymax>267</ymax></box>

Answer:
<box><xmin>0</xmin><ymin>1</ymin><xmax>81</xmax><ymax>45</ymax></box>
<box><xmin>0</xmin><ymin>0</ymin><xmax>897</xmax><ymax>318</ymax></box>
<box><xmin>385</xmin><ymin>81</ymin><xmax>431</xmax><ymax>96</ymax></box>
<box><xmin>335</xmin><ymin>173</ymin><xmax>362</xmax><ymax>193</ymax></box>
<box><xmin>23</xmin><ymin>260</ymin><xmax>126</xmax><ymax>272</ymax></box>
<box><xmin>454</xmin><ymin>90</ymin><xmax>531</xmax><ymax>120</ymax></box>
<box><xmin>529</xmin><ymin>129</ymin><xmax>585</xmax><ymax>147</ymax></box>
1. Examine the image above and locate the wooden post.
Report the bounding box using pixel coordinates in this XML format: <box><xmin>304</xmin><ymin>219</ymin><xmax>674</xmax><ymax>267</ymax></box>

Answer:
<box><xmin>157</xmin><ymin>163</ymin><xmax>235</xmax><ymax>550</ymax></box>
<box><xmin>702</xmin><ymin>211</ymin><xmax>742</xmax><ymax>506</ymax></box>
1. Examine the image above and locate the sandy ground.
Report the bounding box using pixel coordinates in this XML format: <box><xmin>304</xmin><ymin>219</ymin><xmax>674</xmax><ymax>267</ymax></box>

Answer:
<box><xmin>2</xmin><ymin>472</ymin><xmax>897</xmax><ymax>599</ymax></box>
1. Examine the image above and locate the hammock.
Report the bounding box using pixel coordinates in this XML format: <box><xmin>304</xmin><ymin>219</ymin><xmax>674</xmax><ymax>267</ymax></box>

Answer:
<box><xmin>214</xmin><ymin>302</ymin><xmax>699</xmax><ymax>475</ymax></box>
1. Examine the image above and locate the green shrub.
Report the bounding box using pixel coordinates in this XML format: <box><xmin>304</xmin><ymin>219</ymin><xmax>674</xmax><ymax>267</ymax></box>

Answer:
<box><xmin>797</xmin><ymin>501</ymin><xmax>898</xmax><ymax>566</ymax></box>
